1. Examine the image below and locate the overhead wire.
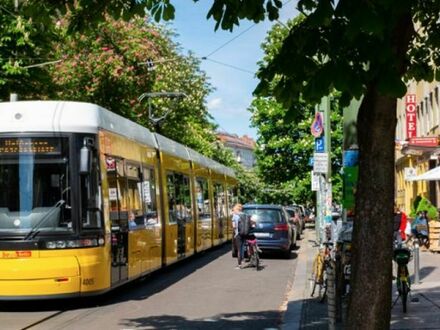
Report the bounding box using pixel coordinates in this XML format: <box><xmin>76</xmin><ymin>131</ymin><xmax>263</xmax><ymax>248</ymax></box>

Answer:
<box><xmin>202</xmin><ymin>58</ymin><xmax>254</xmax><ymax>75</ymax></box>
<box><xmin>201</xmin><ymin>0</ymin><xmax>293</xmax><ymax>74</ymax></box>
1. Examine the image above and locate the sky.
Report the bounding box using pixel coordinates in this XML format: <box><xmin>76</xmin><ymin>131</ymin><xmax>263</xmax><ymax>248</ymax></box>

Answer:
<box><xmin>168</xmin><ymin>1</ymin><xmax>297</xmax><ymax>139</ymax></box>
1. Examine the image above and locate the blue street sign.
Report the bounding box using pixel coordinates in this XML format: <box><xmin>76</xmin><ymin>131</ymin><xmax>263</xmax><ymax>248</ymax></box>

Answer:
<box><xmin>308</xmin><ymin>157</ymin><xmax>314</xmax><ymax>167</ymax></box>
<box><xmin>315</xmin><ymin>136</ymin><xmax>325</xmax><ymax>152</ymax></box>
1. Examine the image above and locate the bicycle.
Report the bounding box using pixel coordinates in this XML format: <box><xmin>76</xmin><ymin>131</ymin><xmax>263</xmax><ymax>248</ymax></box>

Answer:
<box><xmin>245</xmin><ymin>233</ymin><xmax>261</xmax><ymax>270</ymax></box>
<box><xmin>311</xmin><ymin>242</ymin><xmax>334</xmax><ymax>302</ymax></box>
<box><xmin>392</xmin><ymin>243</ymin><xmax>412</xmax><ymax>313</ymax></box>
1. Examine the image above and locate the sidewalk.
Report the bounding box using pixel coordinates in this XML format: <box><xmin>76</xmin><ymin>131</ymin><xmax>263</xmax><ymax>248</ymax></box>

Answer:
<box><xmin>282</xmin><ymin>227</ymin><xmax>440</xmax><ymax>330</ymax></box>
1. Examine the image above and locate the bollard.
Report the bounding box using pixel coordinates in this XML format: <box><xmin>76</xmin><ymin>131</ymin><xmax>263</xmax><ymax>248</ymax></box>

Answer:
<box><xmin>414</xmin><ymin>242</ymin><xmax>420</xmax><ymax>284</ymax></box>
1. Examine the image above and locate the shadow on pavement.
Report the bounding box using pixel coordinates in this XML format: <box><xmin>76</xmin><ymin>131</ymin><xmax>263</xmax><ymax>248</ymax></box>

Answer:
<box><xmin>121</xmin><ymin>310</ymin><xmax>281</xmax><ymax>330</ymax></box>
<box><xmin>391</xmin><ymin>285</ymin><xmax>440</xmax><ymax>329</ymax></box>
<box><xmin>0</xmin><ymin>244</ymin><xmax>231</xmax><ymax>312</ymax></box>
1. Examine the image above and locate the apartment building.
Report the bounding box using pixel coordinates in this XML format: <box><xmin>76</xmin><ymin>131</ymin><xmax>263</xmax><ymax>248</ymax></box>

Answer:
<box><xmin>217</xmin><ymin>132</ymin><xmax>256</xmax><ymax>169</ymax></box>
<box><xmin>395</xmin><ymin>80</ymin><xmax>440</xmax><ymax>214</ymax></box>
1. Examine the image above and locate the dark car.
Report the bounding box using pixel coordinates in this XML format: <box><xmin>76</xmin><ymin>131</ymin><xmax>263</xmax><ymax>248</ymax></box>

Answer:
<box><xmin>233</xmin><ymin>204</ymin><xmax>296</xmax><ymax>258</ymax></box>
<box><xmin>285</xmin><ymin>206</ymin><xmax>302</xmax><ymax>240</ymax></box>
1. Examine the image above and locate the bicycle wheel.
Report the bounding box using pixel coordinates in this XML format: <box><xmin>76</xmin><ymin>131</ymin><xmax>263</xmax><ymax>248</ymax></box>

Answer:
<box><xmin>318</xmin><ymin>271</ymin><xmax>327</xmax><ymax>303</ymax></box>
<box><xmin>401</xmin><ymin>280</ymin><xmax>409</xmax><ymax>313</ymax></box>
<box><xmin>249</xmin><ymin>253</ymin><xmax>256</xmax><ymax>267</ymax></box>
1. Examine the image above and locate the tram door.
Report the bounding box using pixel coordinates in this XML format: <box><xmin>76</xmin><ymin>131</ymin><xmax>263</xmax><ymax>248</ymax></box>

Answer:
<box><xmin>106</xmin><ymin>157</ymin><xmax>129</xmax><ymax>284</ymax></box>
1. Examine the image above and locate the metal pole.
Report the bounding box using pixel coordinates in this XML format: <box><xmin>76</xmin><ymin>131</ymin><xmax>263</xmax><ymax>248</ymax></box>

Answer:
<box><xmin>414</xmin><ymin>242</ymin><xmax>420</xmax><ymax>284</ymax></box>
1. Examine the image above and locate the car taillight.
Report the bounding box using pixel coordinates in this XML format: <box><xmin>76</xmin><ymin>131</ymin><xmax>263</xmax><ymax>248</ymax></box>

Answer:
<box><xmin>274</xmin><ymin>224</ymin><xmax>289</xmax><ymax>231</ymax></box>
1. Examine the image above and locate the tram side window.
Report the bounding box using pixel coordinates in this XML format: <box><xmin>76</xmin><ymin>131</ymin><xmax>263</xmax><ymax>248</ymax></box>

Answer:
<box><xmin>106</xmin><ymin>157</ymin><xmax>128</xmax><ymax>228</ymax></box>
<box><xmin>167</xmin><ymin>172</ymin><xmax>192</xmax><ymax>224</ymax></box>
<box><xmin>174</xmin><ymin>173</ymin><xmax>192</xmax><ymax>223</ymax></box>
<box><xmin>81</xmin><ymin>148</ymin><xmax>102</xmax><ymax>229</ymax></box>
<box><xmin>166</xmin><ymin>173</ymin><xmax>177</xmax><ymax>224</ymax></box>
<box><xmin>196</xmin><ymin>178</ymin><xmax>211</xmax><ymax>220</ymax></box>
<box><xmin>214</xmin><ymin>183</ymin><xmax>225</xmax><ymax>220</ymax></box>
<box><xmin>141</xmin><ymin>167</ymin><xmax>158</xmax><ymax>226</ymax></box>
<box><xmin>126</xmin><ymin>163</ymin><xmax>142</xmax><ymax>229</ymax></box>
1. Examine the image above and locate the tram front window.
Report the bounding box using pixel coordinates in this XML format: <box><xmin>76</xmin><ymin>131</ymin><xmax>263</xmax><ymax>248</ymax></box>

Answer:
<box><xmin>0</xmin><ymin>137</ymin><xmax>72</xmax><ymax>234</ymax></box>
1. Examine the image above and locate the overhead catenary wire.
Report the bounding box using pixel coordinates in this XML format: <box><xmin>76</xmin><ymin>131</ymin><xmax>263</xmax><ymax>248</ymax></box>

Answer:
<box><xmin>201</xmin><ymin>57</ymin><xmax>254</xmax><ymax>75</ymax></box>
<box><xmin>204</xmin><ymin>23</ymin><xmax>258</xmax><ymax>58</ymax></box>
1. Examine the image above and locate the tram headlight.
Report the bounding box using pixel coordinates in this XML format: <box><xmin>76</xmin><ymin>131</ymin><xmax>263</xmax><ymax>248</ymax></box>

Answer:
<box><xmin>46</xmin><ymin>241</ymin><xmax>57</xmax><ymax>249</ymax></box>
<box><xmin>56</xmin><ymin>240</ymin><xmax>67</xmax><ymax>248</ymax></box>
<box><xmin>45</xmin><ymin>236</ymin><xmax>105</xmax><ymax>249</ymax></box>
<box><xmin>66</xmin><ymin>240</ymin><xmax>79</xmax><ymax>248</ymax></box>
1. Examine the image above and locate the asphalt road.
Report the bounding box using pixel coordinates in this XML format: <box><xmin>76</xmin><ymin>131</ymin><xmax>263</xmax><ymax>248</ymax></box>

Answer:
<box><xmin>0</xmin><ymin>243</ymin><xmax>299</xmax><ymax>330</ymax></box>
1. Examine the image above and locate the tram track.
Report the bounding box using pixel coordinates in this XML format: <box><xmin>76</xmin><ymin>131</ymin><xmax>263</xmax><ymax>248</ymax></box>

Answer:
<box><xmin>21</xmin><ymin>310</ymin><xmax>66</xmax><ymax>330</ymax></box>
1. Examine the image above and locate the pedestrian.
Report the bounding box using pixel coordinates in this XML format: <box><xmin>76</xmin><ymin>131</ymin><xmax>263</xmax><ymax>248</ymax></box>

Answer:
<box><xmin>393</xmin><ymin>204</ymin><xmax>408</xmax><ymax>245</ymax></box>
<box><xmin>232</xmin><ymin>203</ymin><xmax>245</xmax><ymax>269</ymax></box>
<box><xmin>412</xmin><ymin>210</ymin><xmax>430</xmax><ymax>247</ymax></box>
<box><xmin>128</xmin><ymin>211</ymin><xmax>137</xmax><ymax>229</ymax></box>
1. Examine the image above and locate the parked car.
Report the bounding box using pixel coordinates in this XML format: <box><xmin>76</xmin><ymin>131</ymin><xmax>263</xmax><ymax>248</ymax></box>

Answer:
<box><xmin>293</xmin><ymin>204</ymin><xmax>308</xmax><ymax>230</ymax></box>
<box><xmin>285</xmin><ymin>206</ymin><xmax>302</xmax><ymax>240</ymax></box>
<box><xmin>232</xmin><ymin>204</ymin><xmax>296</xmax><ymax>258</ymax></box>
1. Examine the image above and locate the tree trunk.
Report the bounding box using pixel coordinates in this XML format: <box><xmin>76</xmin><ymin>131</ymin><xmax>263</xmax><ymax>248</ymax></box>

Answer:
<box><xmin>346</xmin><ymin>89</ymin><xmax>396</xmax><ymax>329</ymax></box>
<box><xmin>346</xmin><ymin>8</ymin><xmax>414</xmax><ymax>330</ymax></box>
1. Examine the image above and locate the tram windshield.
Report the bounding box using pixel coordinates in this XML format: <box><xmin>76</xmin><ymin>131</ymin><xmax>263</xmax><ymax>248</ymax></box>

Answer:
<box><xmin>0</xmin><ymin>137</ymin><xmax>72</xmax><ymax>234</ymax></box>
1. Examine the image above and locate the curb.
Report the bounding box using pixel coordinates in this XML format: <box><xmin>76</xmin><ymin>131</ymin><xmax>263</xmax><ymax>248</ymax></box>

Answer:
<box><xmin>281</xmin><ymin>229</ymin><xmax>313</xmax><ymax>330</ymax></box>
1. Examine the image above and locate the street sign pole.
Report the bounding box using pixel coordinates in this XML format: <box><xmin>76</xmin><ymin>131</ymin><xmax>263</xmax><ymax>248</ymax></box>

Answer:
<box><xmin>311</xmin><ymin>96</ymin><xmax>331</xmax><ymax>244</ymax></box>
<box><xmin>321</xmin><ymin>97</ymin><xmax>332</xmax><ymax>241</ymax></box>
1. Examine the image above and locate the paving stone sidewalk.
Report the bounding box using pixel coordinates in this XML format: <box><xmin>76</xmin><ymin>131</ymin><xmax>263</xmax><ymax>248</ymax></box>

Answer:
<box><xmin>282</xmin><ymin>226</ymin><xmax>440</xmax><ymax>330</ymax></box>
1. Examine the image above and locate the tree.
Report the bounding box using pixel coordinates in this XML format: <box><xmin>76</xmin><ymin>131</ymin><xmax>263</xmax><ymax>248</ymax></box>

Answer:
<box><xmin>0</xmin><ymin>1</ymin><xmax>53</xmax><ymax>100</ymax></box>
<box><xmin>250</xmin><ymin>91</ymin><xmax>343</xmax><ymax>206</ymax></box>
<box><xmin>147</xmin><ymin>0</ymin><xmax>439</xmax><ymax>328</ymax></box>
<box><xmin>49</xmin><ymin>15</ymin><xmax>219</xmax><ymax>156</ymax></box>
<box><xmin>249</xmin><ymin>19</ymin><xmax>343</xmax><ymax>206</ymax></box>
<box><xmin>0</xmin><ymin>0</ymin><xmax>155</xmax><ymax>100</ymax></box>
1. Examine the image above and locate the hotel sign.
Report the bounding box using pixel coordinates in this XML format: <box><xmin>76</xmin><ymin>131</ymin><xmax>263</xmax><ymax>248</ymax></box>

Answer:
<box><xmin>405</xmin><ymin>94</ymin><xmax>417</xmax><ymax>139</ymax></box>
<box><xmin>408</xmin><ymin>137</ymin><xmax>439</xmax><ymax>147</ymax></box>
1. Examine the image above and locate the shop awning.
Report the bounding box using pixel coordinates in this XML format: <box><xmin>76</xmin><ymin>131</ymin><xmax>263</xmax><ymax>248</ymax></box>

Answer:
<box><xmin>408</xmin><ymin>166</ymin><xmax>440</xmax><ymax>181</ymax></box>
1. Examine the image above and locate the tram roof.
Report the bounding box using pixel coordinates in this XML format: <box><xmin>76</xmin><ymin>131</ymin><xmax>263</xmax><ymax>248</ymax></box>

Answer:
<box><xmin>155</xmin><ymin>133</ymin><xmax>235</xmax><ymax>178</ymax></box>
<box><xmin>0</xmin><ymin>101</ymin><xmax>236</xmax><ymax>178</ymax></box>
<box><xmin>0</xmin><ymin>100</ymin><xmax>158</xmax><ymax>148</ymax></box>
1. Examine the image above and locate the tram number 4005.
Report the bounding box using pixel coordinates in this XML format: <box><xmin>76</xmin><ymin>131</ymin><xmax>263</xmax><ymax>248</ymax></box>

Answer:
<box><xmin>82</xmin><ymin>278</ymin><xmax>95</xmax><ymax>286</ymax></box>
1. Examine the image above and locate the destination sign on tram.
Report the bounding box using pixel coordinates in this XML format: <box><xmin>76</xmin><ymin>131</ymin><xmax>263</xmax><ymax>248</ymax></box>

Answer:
<box><xmin>0</xmin><ymin>138</ymin><xmax>61</xmax><ymax>155</ymax></box>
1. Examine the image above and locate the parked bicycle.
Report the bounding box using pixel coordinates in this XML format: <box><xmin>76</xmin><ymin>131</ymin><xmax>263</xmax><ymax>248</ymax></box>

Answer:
<box><xmin>392</xmin><ymin>243</ymin><xmax>412</xmax><ymax>313</ymax></box>
<box><xmin>311</xmin><ymin>242</ymin><xmax>334</xmax><ymax>302</ymax></box>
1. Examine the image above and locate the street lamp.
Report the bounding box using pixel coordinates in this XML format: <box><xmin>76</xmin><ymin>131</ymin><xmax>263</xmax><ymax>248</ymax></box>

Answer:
<box><xmin>138</xmin><ymin>92</ymin><xmax>186</xmax><ymax>132</ymax></box>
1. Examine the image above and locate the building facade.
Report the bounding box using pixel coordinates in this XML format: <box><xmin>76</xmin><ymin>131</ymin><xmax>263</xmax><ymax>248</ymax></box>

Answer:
<box><xmin>395</xmin><ymin>80</ymin><xmax>440</xmax><ymax>215</ymax></box>
<box><xmin>217</xmin><ymin>132</ymin><xmax>256</xmax><ymax>169</ymax></box>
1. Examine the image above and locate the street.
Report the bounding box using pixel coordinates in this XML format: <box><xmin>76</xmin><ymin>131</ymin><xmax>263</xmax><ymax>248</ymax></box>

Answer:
<box><xmin>0</xmin><ymin>244</ymin><xmax>299</xmax><ymax>330</ymax></box>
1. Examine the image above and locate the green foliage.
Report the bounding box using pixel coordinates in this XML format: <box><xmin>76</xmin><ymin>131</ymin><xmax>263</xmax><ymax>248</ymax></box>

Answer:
<box><xmin>250</xmin><ymin>19</ymin><xmax>343</xmax><ymax>206</ymax></box>
<box><xmin>233</xmin><ymin>167</ymin><xmax>263</xmax><ymax>204</ymax></box>
<box><xmin>0</xmin><ymin>1</ymin><xmax>53</xmax><ymax>100</ymax></box>
<box><xmin>415</xmin><ymin>196</ymin><xmax>438</xmax><ymax>220</ymax></box>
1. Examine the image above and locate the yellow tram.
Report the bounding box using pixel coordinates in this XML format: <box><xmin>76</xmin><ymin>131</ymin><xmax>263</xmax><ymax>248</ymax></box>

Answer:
<box><xmin>0</xmin><ymin>101</ymin><xmax>238</xmax><ymax>300</ymax></box>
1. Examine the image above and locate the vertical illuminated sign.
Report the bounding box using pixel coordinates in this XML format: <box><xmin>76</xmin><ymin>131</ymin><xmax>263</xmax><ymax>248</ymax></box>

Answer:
<box><xmin>406</xmin><ymin>94</ymin><xmax>417</xmax><ymax>139</ymax></box>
